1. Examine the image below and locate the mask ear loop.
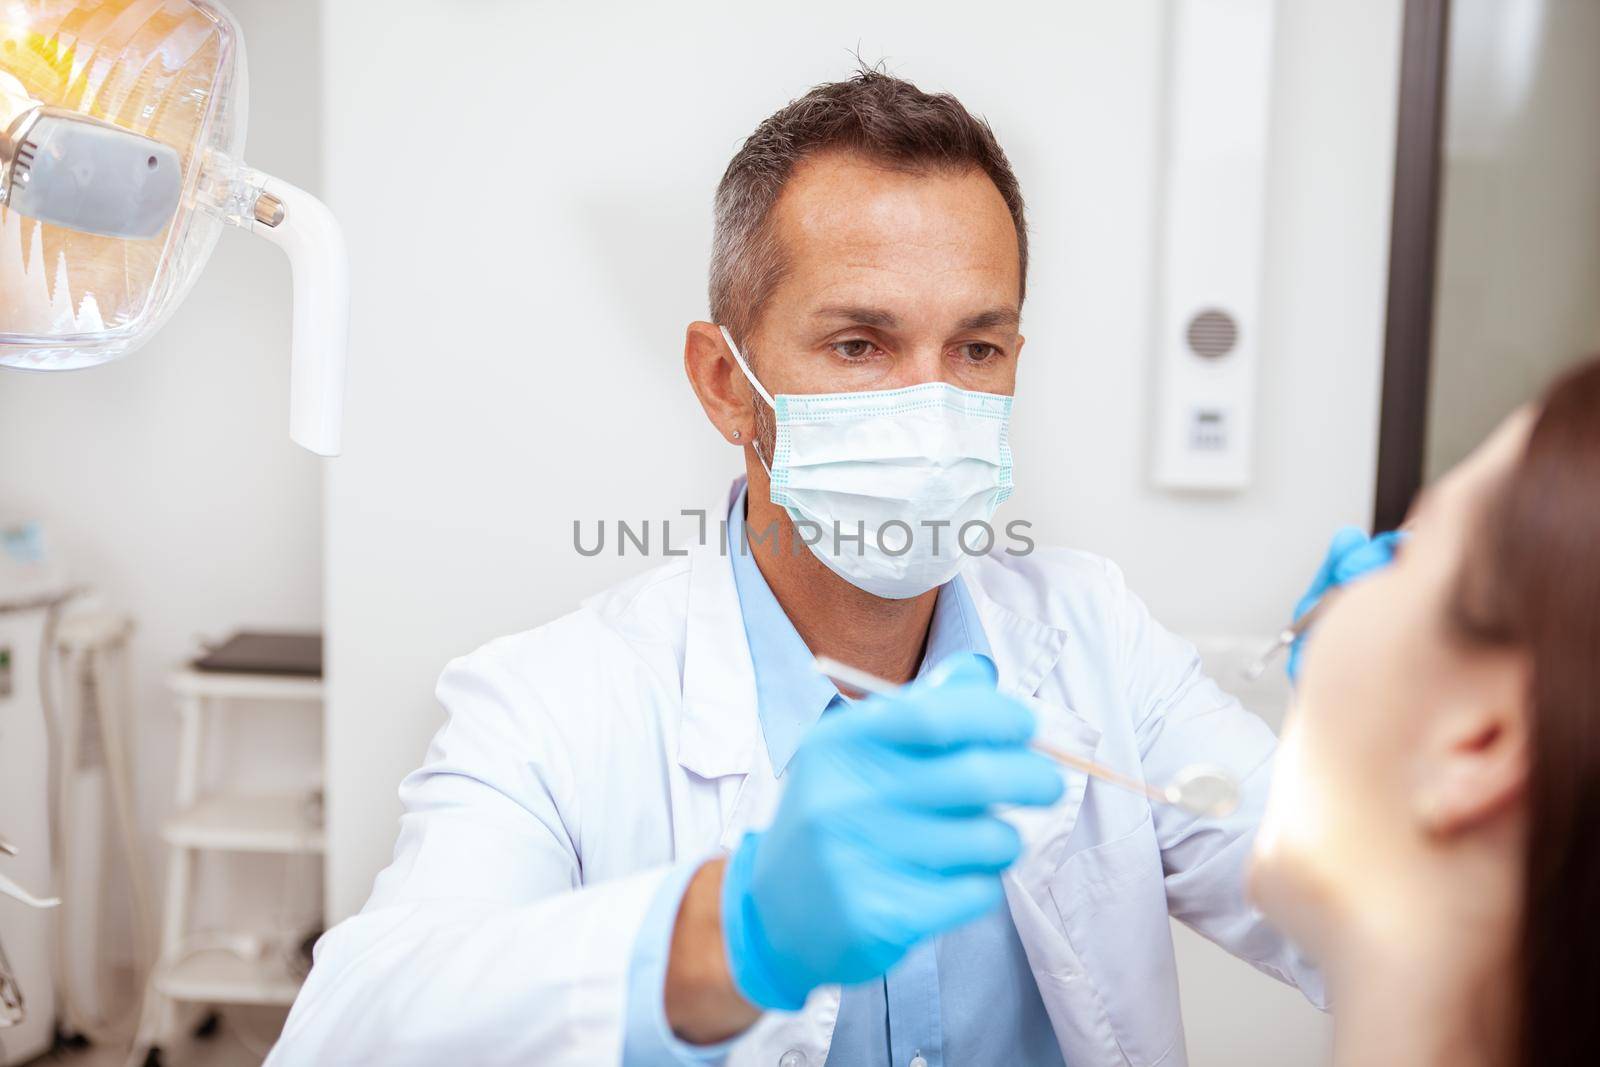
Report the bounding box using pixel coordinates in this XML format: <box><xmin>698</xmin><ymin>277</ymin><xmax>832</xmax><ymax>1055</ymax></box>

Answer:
<box><xmin>717</xmin><ymin>325</ymin><xmax>776</xmax><ymax>475</ymax></box>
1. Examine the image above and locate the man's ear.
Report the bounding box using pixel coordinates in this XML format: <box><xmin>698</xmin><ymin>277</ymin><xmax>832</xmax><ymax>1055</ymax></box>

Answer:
<box><xmin>1413</xmin><ymin>648</ymin><xmax>1532</xmax><ymax>836</ymax></box>
<box><xmin>683</xmin><ymin>321</ymin><xmax>755</xmax><ymax>446</ymax></box>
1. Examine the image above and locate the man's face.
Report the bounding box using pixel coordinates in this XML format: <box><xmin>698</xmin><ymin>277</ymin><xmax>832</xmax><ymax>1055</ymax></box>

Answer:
<box><xmin>742</xmin><ymin>149</ymin><xmax>1024</xmax><ymax>399</ymax></box>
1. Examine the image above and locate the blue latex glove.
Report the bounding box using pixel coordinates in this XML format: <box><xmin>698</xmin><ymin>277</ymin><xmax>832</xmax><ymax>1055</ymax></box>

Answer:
<box><xmin>720</xmin><ymin>652</ymin><xmax>1064</xmax><ymax>1011</ymax></box>
<box><xmin>1288</xmin><ymin>525</ymin><xmax>1407</xmax><ymax>681</ymax></box>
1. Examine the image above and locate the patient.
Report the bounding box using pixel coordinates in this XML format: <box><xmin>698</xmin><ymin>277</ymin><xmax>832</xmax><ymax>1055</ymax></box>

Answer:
<box><xmin>1250</xmin><ymin>355</ymin><xmax>1600</xmax><ymax>1067</ymax></box>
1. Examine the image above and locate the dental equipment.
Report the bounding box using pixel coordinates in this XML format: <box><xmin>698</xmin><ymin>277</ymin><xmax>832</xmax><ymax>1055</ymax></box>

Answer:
<box><xmin>1240</xmin><ymin>593</ymin><xmax>1336</xmax><ymax>682</ymax></box>
<box><xmin>1242</xmin><ymin>527</ymin><xmax>1409</xmax><ymax>681</ymax></box>
<box><xmin>0</xmin><ymin>0</ymin><xmax>349</xmax><ymax>455</ymax></box>
<box><xmin>813</xmin><ymin>656</ymin><xmax>1241</xmax><ymax>818</ymax></box>
<box><xmin>0</xmin><ymin>837</ymin><xmax>58</xmax><ymax>911</ymax></box>
<box><xmin>0</xmin><ymin>870</ymin><xmax>58</xmax><ymax>911</ymax></box>
<box><xmin>0</xmin><ymin>938</ymin><xmax>24</xmax><ymax>1028</ymax></box>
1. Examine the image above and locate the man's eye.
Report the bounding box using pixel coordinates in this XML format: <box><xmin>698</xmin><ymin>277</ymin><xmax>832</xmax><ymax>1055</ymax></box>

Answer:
<box><xmin>958</xmin><ymin>343</ymin><xmax>1000</xmax><ymax>363</ymax></box>
<box><xmin>831</xmin><ymin>339</ymin><xmax>878</xmax><ymax>360</ymax></box>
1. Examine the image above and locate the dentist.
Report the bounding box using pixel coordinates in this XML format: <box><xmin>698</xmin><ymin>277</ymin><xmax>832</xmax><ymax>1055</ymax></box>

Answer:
<box><xmin>272</xmin><ymin>70</ymin><xmax>1342</xmax><ymax>1067</ymax></box>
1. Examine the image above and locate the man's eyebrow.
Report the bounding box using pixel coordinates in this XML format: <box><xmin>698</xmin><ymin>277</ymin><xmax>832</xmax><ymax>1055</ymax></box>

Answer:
<box><xmin>812</xmin><ymin>306</ymin><xmax>901</xmax><ymax>329</ymax></box>
<box><xmin>955</xmin><ymin>307</ymin><xmax>1020</xmax><ymax>331</ymax></box>
<box><xmin>809</xmin><ymin>306</ymin><xmax>1021</xmax><ymax>331</ymax></box>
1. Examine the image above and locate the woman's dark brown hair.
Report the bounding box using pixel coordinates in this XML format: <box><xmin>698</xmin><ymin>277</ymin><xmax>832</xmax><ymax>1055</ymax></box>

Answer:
<box><xmin>1452</xmin><ymin>354</ymin><xmax>1600</xmax><ymax>1066</ymax></box>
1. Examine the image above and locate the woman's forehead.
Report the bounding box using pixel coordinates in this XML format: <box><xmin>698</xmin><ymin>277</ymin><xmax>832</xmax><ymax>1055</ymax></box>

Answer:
<box><xmin>1419</xmin><ymin>406</ymin><xmax>1538</xmax><ymax>526</ymax></box>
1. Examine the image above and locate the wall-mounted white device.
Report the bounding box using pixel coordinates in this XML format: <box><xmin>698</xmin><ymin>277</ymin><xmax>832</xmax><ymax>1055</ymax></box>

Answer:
<box><xmin>1151</xmin><ymin>0</ymin><xmax>1277</xmax><ymax>491</ymax></box>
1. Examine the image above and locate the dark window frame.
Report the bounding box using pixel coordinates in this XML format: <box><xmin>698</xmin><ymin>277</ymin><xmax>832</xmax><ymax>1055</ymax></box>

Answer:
<box><xmin>1374</xmin><ymin>0</ymin><xmax>1452</xmax><ymax>531</ymax></box>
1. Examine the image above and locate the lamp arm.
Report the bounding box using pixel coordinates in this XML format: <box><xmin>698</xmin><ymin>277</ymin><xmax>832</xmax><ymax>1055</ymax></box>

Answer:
<box><xmin>244</xmin><ymin>175</ymin><xmax>350</xmax><ymax>457</ymax></box>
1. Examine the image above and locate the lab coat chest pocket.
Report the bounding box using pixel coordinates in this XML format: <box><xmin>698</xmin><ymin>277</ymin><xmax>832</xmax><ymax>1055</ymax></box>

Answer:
<box><xmin>1047</xmin><ymin>812</ymin><xmax>1183</xmax><ymax>1067</ymax></box>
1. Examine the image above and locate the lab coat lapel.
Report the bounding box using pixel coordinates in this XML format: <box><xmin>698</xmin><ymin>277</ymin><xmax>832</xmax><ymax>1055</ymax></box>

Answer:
<box><xmin>963</xmin><ymin>563</ymin><xmax>1129</xmax><ymax>1067</ymax></box>
<box><xmin>677</xmin><ymin>483</ymin><xmax>761</xmax><ymax>783</ymax></box>
<box><xmin>673</xmin><ymin>480</ymin><xmax>787</xmax><ymax>853</ymax></box>
<box><xmin>669</xmin><ymin>484</ymin><xmax>839</xmax><ymax>1065</ymax></box>
<box><xmin>961</xmin><ymin>566</ymin><xmax>1102</xmax><ymax>882</ymax></box>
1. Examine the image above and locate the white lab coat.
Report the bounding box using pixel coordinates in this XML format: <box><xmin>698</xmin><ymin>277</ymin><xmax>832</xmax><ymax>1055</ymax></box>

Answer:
<box><xmin>269</xmin><ymin>484</ymin><xmax>1321</xmax><ymax>1067</ymax></box>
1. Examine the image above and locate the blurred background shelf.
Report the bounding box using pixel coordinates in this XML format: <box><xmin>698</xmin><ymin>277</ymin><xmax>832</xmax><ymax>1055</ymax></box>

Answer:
<box><xmin>162</xmin><ymin>794</ymin><xmax>325</xmax><ymax>855</ymax></box>
<box><xmin>154</xmin><ymin>949</ymin><xmax>303</xmax><ymax>1007</ymax></box>
<box><xmin>128</xmin><ymin>650</ymin><xmax>325</xmax><ymax>1066</ymax></box>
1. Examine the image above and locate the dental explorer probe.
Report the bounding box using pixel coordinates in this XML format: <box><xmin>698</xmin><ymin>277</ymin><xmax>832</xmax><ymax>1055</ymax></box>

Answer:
<box><xmin>1240</xmin><ymin>593</ymin><xmax>1336</xmax><ymax>682</ymax></box>
<box><xmin>1243</xmin><ymin>527</ymin><xmax>1410</xmax><ymax>681</ymax></box>
<box><xmin>812</xmin><ymin>656</ymin><xmax>1240</xmax><ymax>818</ymax></box>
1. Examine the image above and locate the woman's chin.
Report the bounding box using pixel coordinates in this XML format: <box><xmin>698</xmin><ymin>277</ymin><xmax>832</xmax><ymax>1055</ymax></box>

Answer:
<box><xmin>1248</xmin><ymin>815</ymin><xmax>1343</xmax><ymax>968</ymax></box>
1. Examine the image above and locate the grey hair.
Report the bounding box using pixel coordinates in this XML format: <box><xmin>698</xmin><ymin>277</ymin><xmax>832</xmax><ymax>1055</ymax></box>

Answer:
<box><xmin>709</xmin><ymin>66</ymin><xmax>1029</xmax><ymax>350</ymax></box>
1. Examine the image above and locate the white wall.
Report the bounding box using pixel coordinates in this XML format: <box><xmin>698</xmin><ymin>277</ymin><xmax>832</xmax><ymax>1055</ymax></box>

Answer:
<box><xmin>322</xmin><ymin>2</ymin><xmax>1403</xmax><ymax>1064</ymax></box>
<box><xmin>0</xmin><ymin>0</ymin><xmax>325</xmax><ymax>970</ymax></box>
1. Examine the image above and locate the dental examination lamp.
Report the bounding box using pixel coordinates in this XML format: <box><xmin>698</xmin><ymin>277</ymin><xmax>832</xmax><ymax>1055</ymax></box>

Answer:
<box><xmin>0</xmin><ymin>0</ymin><xmax>348</xmax><ymax>455</ymax></box>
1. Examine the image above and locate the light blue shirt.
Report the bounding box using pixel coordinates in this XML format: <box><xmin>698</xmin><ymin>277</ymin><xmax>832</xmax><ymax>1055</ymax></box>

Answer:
<box><xmin>622</xmin><ymin>492</ymin><xmax>1066</xmax><ymax>1066</ymax></box>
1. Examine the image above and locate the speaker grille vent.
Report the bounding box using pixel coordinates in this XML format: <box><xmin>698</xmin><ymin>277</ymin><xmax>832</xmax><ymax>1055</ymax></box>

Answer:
<box><xmin>1186</xmin><ymin>309</ymin><xmax>1239</xmax><ymax>359</ymax></box>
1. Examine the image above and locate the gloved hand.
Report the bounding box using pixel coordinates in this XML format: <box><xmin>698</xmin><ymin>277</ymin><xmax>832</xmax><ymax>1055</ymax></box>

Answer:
<box><xmin>719</xmin><ymin>652</ymin><xmax>1064</xmax><ymax>1011</ymax></box>
<box><xmin>1288</xmin><ymin>525</ymin><xmax>1407</xmax><ymax>681</ymax></box>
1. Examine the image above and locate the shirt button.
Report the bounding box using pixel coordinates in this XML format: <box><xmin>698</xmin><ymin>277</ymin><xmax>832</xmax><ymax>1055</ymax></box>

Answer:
<box><xmin>778</xmin><ymin>1052</ymin><xmax>807</xmax><ymax>1067</ymax></box>
<box><xmin>910</xmin><ymin>1058</ymin><xmax>928</xmax><ymax>1067</ymax></box>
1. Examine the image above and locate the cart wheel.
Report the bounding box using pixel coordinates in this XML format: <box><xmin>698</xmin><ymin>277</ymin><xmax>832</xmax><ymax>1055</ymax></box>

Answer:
<box><xmin>141</xmin><ymin>1047</ymin><xmax>165</xmax><ymax>1067</ymax></box>
<box><xmin>194</xmin><ymin>1010</ymin><xmax>223</xmax><ymax>1039</ymax></box>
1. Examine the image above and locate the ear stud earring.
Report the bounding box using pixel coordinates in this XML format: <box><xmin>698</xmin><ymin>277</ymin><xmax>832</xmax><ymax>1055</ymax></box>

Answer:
<box><xmin>732</xmin><ymin>430</ymin><xmax>742</xmax><ymax>441</ymax></box>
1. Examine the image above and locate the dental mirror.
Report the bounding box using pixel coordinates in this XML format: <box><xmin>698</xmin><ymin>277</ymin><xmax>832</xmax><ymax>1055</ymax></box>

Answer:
<box><xmin>814</xmin><ymin>655</ymin><xmax>1241</xmax><ymax>818</ymax></box>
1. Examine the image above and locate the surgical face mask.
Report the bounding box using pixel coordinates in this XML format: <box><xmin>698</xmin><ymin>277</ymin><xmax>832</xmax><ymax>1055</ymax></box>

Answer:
<box><xmin>0</xmin><ymin>0</ymin><xmax>348</xmax><ymax>455</ymax></box>
<box><xmin>719</xmin><ymin>325</ymin><xmax>1014</xmax><ymax>600</ymax></box>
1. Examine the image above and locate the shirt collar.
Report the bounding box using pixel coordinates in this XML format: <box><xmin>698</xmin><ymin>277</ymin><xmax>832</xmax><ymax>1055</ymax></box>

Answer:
<box><xmin>727</xmin><ymin>487</ymin><xmax>991</xmax><ymax>774</ymax></box>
